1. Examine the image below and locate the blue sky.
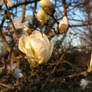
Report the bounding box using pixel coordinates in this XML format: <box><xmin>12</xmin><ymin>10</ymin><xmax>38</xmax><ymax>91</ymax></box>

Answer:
<box><xmin>0</xmin><ymin>0</ymin><xmax>90</xmax><ymax>48</ymax></box>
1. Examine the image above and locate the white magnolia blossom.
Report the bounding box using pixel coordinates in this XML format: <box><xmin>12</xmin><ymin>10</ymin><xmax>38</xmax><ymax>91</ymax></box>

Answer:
<box><xmin>18</xmin><ymin>30</ymin><xmax>53</xmax><ymax>64</ymax></box>
<box><xmin>10</xmin><ymin>15</ymin><xmax>32</xmax><ymax>31</ymax></box>
<box><xmin>59</xmin><ymin>16</ymin><xmax>68</xmax><ymax>33</ymax></box>
<box><xmin>12</xmin><ymin>16</ymin><xmax>28</xmax><ymax>30</ymax></box>
<box><xmin>39</xmin><ymin>0</ymin><xmax>54</xmax><ymax>15</ymax></box>
<box><xmin>80</xmin><ymin>79</ymin><xmax>91</xmax><ymax>89</ymax></box>
<box><xmin>35</xmin><ymin>9</ymin><xmax>49</xmax><ymax>25</ymax></box>
<box><xmin>40</xmin><ymin>0</ymin><xmax>53</xmax><ymax>8</ymax></box>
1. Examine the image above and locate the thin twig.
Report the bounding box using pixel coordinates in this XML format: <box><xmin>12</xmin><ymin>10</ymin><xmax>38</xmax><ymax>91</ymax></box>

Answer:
<box><xmin>4</xmin><ymin>0</ymin><xmax>18</xmax><ymax>40</ymax></box>
<box><xmin>22</xmin><ymin>0</ymin><xmax>26</xmax><ymax>22</ymax></box>
<box><xmin>0</xmin><ymin>82</ymin><xmax>14</xmax><ymax>88</ymax></box>
<box><xmin>8</xmin><ymin>0</ymin><xmax>40</xmax><ymax>10</ymax></box>
<box><xmin>62</xmin><ymin>0</ymin><xmax>67</xmax><ymax>16</ymax></box>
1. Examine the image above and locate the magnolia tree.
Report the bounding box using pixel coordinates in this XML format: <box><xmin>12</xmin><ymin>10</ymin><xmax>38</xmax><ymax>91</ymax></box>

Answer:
<box><xmin>0</xmin><ymin>0</ymin><xmax>92</xmax><ymax>91</ymax></box>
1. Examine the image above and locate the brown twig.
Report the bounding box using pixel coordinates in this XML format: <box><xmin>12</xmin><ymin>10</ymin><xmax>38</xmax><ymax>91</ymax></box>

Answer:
<box><xmin>34</xmin><ymin>0</ymin><xmax>37</xmax><ymax>13</ymax></box>
<box><xmin>40</xmin><ymin>54</ymin><xmax>65</xmax><ymax>90</ymax></box>
<box><xmin>62</xmin><ymin>0</ymin><xmax>67</xmax><ymax>16</ymax></box>
<box><xmin>22</xmin><ymin>0</ymin><xmax>26</xmax><ymax>22</ymax></box>
<box><xmin>52</xmin><ymin>70</ymin><xmax>88</xmax><ymax>81</ymax></box>
<box><xmin>4</xmin><ymin>0</ymin><xmax>18</xmax><ymax>40</ymax></box>
<box><xmin>0</xmin><ymin>82</ymin><xmax>14</xmax><ymax>88</ymax></box>
<box><xmin>63</xmin><ymin>60</ymin><xmax>81</xmax><ymax>70</ymax></box>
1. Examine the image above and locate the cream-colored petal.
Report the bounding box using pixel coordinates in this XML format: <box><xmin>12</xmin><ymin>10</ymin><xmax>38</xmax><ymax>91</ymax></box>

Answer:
<box><xmin>30</xmin><ymin>31</ymin><xmax>49</xmax><ymax>52</ymax></box>
<box><xmin>31</xmin><ymin>30</ymin><xmax>42</xmax><ymax>38</ymax></box>
<box><xmin>59</xmin><ymin>16</ymin><xmax>68</xmax><ymax>28</ymax></box>
<box><xmin>25</xmin><ymin>39</ymin><xmax>31</xmax><ymax>49</ymax></box>
<box><xmin>30</xmin><ymin>38</ymin><xmax>48</xmax><ymax>63</ymax></box>
<box><xmin>18</xmin><ymin>35</ymin><xmax>28</xmax><ymax>54</ymax></box>
<box><xmin>59</xmin><ymin>16</ymin><xmax>68</xmax><ymax>33</ymax></box>
<box><xmin>45</xmin><ymin>39</ymin><xmax>53</xmax><ymax>62</ymax></box>
<box><xmin>30</xmin><ymin>39</ymin><xmax>44</xmax><ymax>54</ymax></box>
<box><xmin>30</xmin><ymin>31</ymin><xmax>53</xmax><ymax>64</ymax></box>
<box><xmin>42</xmin><ymin>33</ymin><xmax>50</xmax><ymax>48</ymax></box>
<box><xmin>25</xmin><ymin>40</ymin><xmax>36</xmax><ymax>58</ymax></box>
<box><xmin>40</xmin><ymin>0</ymin><xmax>53</xmax><ymax>8</ymax></box>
